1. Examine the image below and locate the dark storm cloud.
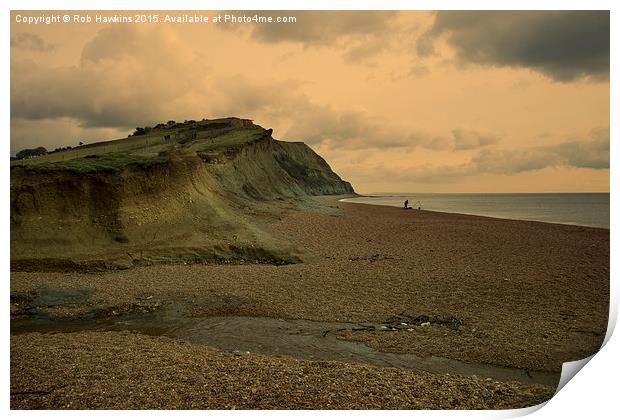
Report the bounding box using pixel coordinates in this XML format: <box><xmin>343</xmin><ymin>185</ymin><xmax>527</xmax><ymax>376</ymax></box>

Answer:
<box><xmin>10</xmin><ymin>33</ymin><xmax>55</xmax><ymax>52</ymax></box>
<box><xmin>418</xmin><ymin>11</ymin><xmax>609</xmax><ymax>82</ymax></box>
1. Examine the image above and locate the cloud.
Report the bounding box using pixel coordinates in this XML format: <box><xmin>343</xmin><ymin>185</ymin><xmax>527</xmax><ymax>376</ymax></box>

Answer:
<box><xmin>398</xmin><ymin>129</ymin><xmax>498</xmax><ymax>152</ymax></box>
<box><xmin>245</xmin><ymin>11</ymin><xmax>398</xmax><ymax>46</ymax></box>
<box><xmin>207</xmin><ymin>75</ymin><xmax>498</xmax><ymax>152</ymax></box>
<box><xmin>283</xmin><ymin>108</ymin><xmax>499</xmax><ymax>152</ymax></box>
<box><xmin>546</xmin><ymin>128</ymin><xmax>609</xmax><ymax>169</ymax></box>
<box><xmin>221</xmin><ymin>11</ymin><xmax>401</xmax><ymax>64</ymax></box>
<box><xmin>13</xmin><ymin>23</ymin><xmax>439</xmax><ymax>152</ymax></box>
<box><xmin>474</xmin><ymin>129</ymin><xmax>609</xmax><ymax>174</ymax></box>
<box><xmin>471</xmin><ymin>148</ymin><xmax>557</xmax><ymax>175</ymax></box>
<box><xmin>11</xmin><ymin>24</ymin><xmax>413</xmax><ymax>147</ymax></box>
<box><xmin>449</xmin><ymin>129</ymin><xmax>499</xmax><ymax>150</ymax></box>
<box><xmin>10</xmin><ymin>33</ymin><xmax>55</xmax><ymax>52</ymax></box>
<box><xmin>381</xmin><ymin>129</ymin><xmax>610</xmax><ymax>183</ymax></box>
<box><xmin>418</xmin><ymin>11</ymin><xmax>609</xmax><ymax>82</ymax></box>
<box><xmin>11</xmin><ymin>26</ymin><xmax>208</xmax><ymax>129</ymax></box>
<box><xmin>208</xmin><ymin>76</ymin><xmax>413</xmax><ymax>148</ymax></box>
<box><xmin>14</xmin><ymin>17</ymin><xmax>604</xmax><ymax>172</ymax></box>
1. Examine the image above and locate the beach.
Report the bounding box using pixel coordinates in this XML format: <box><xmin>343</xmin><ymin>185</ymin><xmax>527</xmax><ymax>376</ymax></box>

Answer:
<box><xmin>10</xmin><ymin>198</ymin><xmax>609</xmax><ymax>409</ymax></box>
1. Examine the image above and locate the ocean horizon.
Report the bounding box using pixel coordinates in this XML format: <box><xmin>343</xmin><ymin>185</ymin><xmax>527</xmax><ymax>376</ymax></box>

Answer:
<box><xmin>341</xmin><ymin>192</ymin><xmax>610</xmax><ymax>229</ymax></box>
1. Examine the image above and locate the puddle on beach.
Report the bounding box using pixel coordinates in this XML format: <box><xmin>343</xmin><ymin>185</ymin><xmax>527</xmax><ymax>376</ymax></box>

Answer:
<box><xmin>11</xmin><ymin>290</ymin><xmax>560</xmax><ymax>387</ymax></box>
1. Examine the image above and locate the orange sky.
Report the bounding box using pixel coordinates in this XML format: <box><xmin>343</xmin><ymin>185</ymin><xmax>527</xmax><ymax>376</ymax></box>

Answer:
<box><xmin>10</xmin><ymin>11</ymin><xmax>610</xmax><ymax>193</ymax></box>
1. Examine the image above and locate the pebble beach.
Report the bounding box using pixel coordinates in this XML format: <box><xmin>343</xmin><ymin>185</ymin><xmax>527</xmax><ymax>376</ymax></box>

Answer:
<box><xmin>10</xmin><ymin>198</ymin><xmax>609</xmax><ymax>409</ymax></box>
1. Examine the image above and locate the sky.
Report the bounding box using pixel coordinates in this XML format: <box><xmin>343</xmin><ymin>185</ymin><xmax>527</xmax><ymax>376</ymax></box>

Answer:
<box><xmin>10</xmin><ymin>10</ymin><xmax>610</xmax><ymax>193</ymax></box>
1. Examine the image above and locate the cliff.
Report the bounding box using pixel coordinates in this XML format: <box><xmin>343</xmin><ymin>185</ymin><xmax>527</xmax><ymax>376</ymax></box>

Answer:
<box><xmin>10</xmin><ymin>118</ymin><xmax>354</xmax><ymax>270</ymax></box>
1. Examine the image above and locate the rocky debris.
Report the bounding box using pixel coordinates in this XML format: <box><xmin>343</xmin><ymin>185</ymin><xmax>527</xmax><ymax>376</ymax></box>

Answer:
<box><xmin>338</xmin><ymin>314</ymin><xmax>464</xmax><ymax>334</ymax></box>
<box><xmin>383</xmin><ymin>314</ymin><xmax>465</xmax><ymax>331</ymax></box>
<box><xmin>90</xmin><ymin>302</ymin><xmax>160</xmax><ymax>319</ymax></box>
<box><xmin>347</xmin><ymin>254</ymin><xmax>395</xmax><ymax>262</ymax></box>
<box><xmin>320</xmin><ymin>314</ymin><xmax>464</xmax><ymax>337</ymax></box>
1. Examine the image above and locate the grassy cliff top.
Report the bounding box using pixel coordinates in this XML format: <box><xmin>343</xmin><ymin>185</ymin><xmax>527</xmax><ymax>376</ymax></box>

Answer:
<box><xmin>11</xmin><ymin>118</ymin><xmax>269</xmax><ymax>174</ymax></box>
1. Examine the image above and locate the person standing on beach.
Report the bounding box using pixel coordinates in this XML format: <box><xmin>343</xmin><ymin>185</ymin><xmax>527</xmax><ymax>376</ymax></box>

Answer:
<box><xmin>404</xmin><ymin>199</ymin><xmax>409</xmax><ymax>209</ymax></box>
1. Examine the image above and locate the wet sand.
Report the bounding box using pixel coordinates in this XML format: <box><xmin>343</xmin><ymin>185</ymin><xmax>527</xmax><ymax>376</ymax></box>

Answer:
<box><xmin>10</xmin><ymin>197</ymin><xmax>609</xmax><ymax>409</ymax></box>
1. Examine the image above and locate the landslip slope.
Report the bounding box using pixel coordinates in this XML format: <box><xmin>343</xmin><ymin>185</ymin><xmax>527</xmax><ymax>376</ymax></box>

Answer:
<box><xmin>10</xmin><ymin>118</ymin><xmax>354</xmax><ymax>270</ymax></box>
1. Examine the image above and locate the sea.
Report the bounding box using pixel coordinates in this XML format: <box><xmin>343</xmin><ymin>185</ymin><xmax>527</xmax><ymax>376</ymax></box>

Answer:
<box><xmin>340</xmin><ymin>193</ymin><xmax>610</xmax><ymax>229</ymax></box>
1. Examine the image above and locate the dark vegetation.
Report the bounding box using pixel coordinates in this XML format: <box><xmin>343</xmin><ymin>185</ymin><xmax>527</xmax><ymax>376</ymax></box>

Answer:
<box><xmin>15</xmin><ymin>147</ymin><xmax>47</xmax><ymax>160</ymax></box>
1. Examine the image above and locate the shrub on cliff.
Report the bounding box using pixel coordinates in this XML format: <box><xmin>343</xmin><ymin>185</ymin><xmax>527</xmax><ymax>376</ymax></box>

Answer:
<box><xmin>15</xmin><ymin>147</ymin><xmax>47</xmax><ymax>160</ymax></box>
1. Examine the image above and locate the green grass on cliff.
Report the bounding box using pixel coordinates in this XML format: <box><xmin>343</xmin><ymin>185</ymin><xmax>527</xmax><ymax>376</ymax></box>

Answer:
<box><xmin>190</xmin><ymin>127</ymin><xmax>266</xmax><ymax>153</ymax></box>
<box><xmin>11</xmin><ymin>118</ymin><xmax>266</xmax><ymax>174</ymax></box>
<box><xmin>11</xmin><ymin>153</ymin><xmax>168</xmax><ymax>174</ymax></box>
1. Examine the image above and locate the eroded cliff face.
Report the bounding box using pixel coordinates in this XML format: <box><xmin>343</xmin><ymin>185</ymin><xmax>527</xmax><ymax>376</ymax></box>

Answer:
<box><xmin>10</xmin><ymin>125</ymin><xmax>354</xmax><ymax>269</ymax></box>
<box><xmin>201</xmin><ymin>131</ymin><xmax>353</xmax><ymax>201</ymax></box>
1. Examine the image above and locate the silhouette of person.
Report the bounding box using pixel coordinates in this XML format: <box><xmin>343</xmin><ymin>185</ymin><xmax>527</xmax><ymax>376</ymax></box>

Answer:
<box><xmin>404</xmin><ymin>199</ymin><xmax>409</xmax><ymax>209</ymax></box>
